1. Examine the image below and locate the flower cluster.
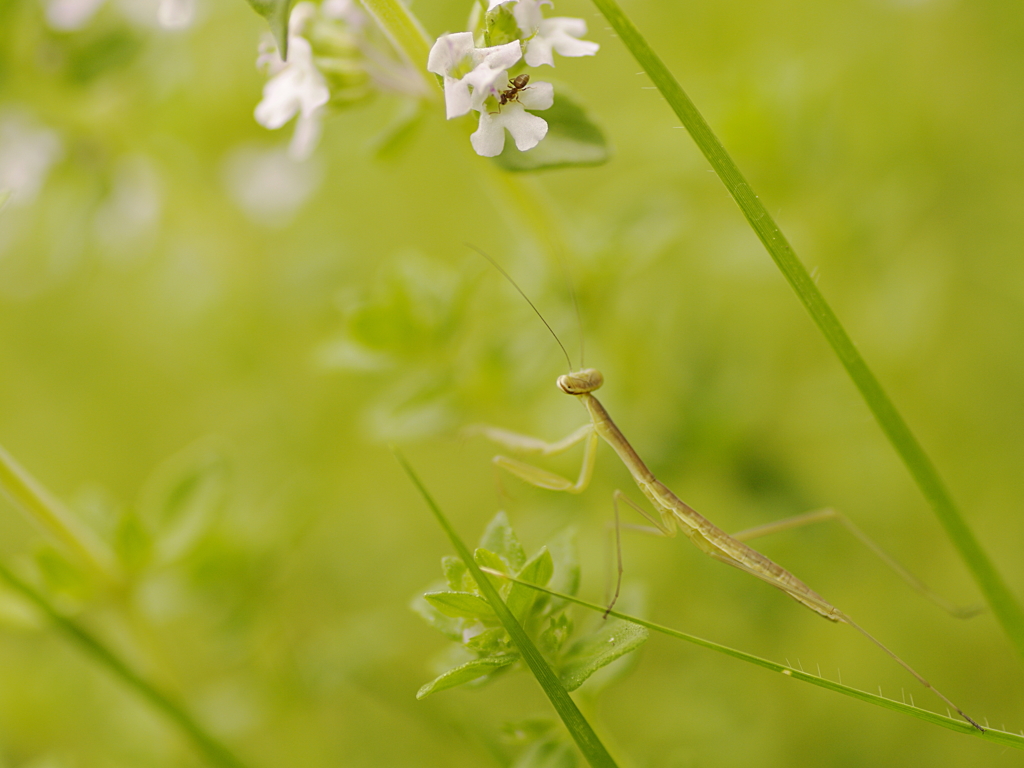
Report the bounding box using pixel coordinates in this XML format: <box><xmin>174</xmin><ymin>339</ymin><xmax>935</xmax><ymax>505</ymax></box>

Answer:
<box><xmin>427</xmin><ymin>0</ymin><xmax>599</xmax><ymax>157</ymax></box>
<box><xmin>255</xmin><ymin>0</ymin><xmax>426</xmax><ymax>160</ymax></box>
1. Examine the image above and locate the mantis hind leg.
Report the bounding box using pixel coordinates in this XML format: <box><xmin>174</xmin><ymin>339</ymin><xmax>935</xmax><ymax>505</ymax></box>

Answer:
<box><xmin>601</xmin><ymin>489</ymin><xmax>683</xmax><ymax>617</ymax></box>
<box><xmin>730</xmin><ymin>508</ymin><xmax>983</xmax><ymax>619</ymax></box>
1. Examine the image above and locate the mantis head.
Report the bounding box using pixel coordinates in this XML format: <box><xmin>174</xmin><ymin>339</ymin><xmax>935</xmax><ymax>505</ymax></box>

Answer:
<box><xmin>557</xmin><ymin>368</ymin><xmax>604</xmax><ymax>395</ymax></box>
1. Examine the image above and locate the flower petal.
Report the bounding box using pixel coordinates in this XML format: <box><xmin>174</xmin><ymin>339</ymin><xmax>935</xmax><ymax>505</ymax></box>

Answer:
<box><xmin>512</xmin><ymin>0</ymin><xmax>552</xmax><ymax>35</ymax></box>
<box><xmin>523</xmin><ymin>40</ymin><xmax>553</xmax><ymax>68</ymax></box>
<box><xmin>524</xmin><ymin>16</ymin><xmax>599</xmax><ymax>67</ymax></box>
<box><xmin>254</xmin><ymin>37</ymin><xmax>329</xmax><ymax>130</ymax></box>
<box><xmin>427</xmin><ymin>31</ymin><xmax>475</xmax><ymax>76</ymax></box>
<box><xmin>429</xmin><ymin>36</ymin><xmax>522</xmax><ymax>117</ymax></box>
<box><xmin>442</xmin><ymin>77</ymin><xmax>473</xmax><ymax>119</ymax></box>
<box><xmin>469</xmin><ymin>113</ymin><xmax>507</xmax><ymax>157</ymax></box>
<box><xmin>546</xmin><ymin>18</ymin><xmax>600</xmax><ymax>58</ymax></box>
<box><xmin>517</xmin><ymin>80</ymin><xmax>553</xmax><ymax>111</ymax></box>
<box><xmin>501</xmin><ymin>105</ymin><xmax>548</xmax><ymax>151</ymax></box>
<box><xmin>463</xmin><ymin>41</ymin><xmax>522</xmax><ymax>112</ymax></box>
<box><xmin>471</xmin><ymin>40</ymin><xmax>523</xmax><ymax>75</ymax></box>
<box><xmin>289</xmin><ymin>111</ymin><xmax>323</xmax><ymax>160</ymax></box>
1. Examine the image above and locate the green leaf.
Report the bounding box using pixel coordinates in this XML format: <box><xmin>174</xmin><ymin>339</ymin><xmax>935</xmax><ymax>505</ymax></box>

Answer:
<box><xmin>512</xmin><ymin>738</ymin><xmax>578</xmax><ymax>768</ymax></box>
<box><xmin>139</xmin><ymin>441</ymin><xmax>229</xmax><ymax>565</ymax></box>
<box><xmin>409</xmin><ymin>593</ymin><xmax>463</xmax><ymax>641</ymax></box>
<box><xmin>113</xmin><ymin>513</ymin><xmax>152</xmax><ymax>573</ymax></box>
<box><xmin>484</xmin><ymin>3</ymin><xmax>521</xmax><ymax>47</ymax></box>
<box><xmin>243</xmin><ymin>0</ymin><xmax>295</xmax><ymax>60</ymax></box>
<box><xmin>34</xmin><ymin>547</ymin><xmax>92</xmax><ymax>603</ymax></box>
<box><xmin>415</xmin><ymin>654</ymin><xmax>519</xmax><ymax>699</ymax></box>
<box><xmin>66</xmin><ymin>29</ymin><xmax>143</xmax><ymax>84</ymax></box>
<box><xmin>506</xmin><ymin>547</ymin><xmax>553</xmax><ymax>621</ymax></box>
<box><xmin>465</xmin><ymin>626</ymin><xmax>509</xmax><ymax>654</ymax></box>
<box><xmin>538</xmin><ymin>613</ymin><xmax>573</xmax><ymax>655</ymax></box>
<box><xmin>424</xmin><ymin>591</ymin><xmax>496</xmax><ymax>619</ymax></box>
<box><xmin>492</xmin><ymin>87</ymin><xmax>610</xmax><ymax>172</ymax></box>
<box><xmin>0</xmin><ymin>189</ymin><xmax>11</xmax><ymax>215</ymax></box>
<box><xmin>545</xmin><ymin>528</ymin><xmax>580</xmax><ymax>599</ymax></box>
<box><xmin>473</xmin><ymin>546</ymin><xmax>507</xmax><ymax>574</ymax></box>
<box><xmin>557</xmin><ymin>617</ymin><xmax>648</xmax><ymax>692</ymax></box>
<box><xmin>478</xmin><ymin>510</ymin><xmax>527</xmax><ymax>570</ymax></box>
<box><xmin>441</xmin><ymin>555</ymin><xmax>473</xmax><ymax>592</ymax></box>
<box><xmin>0</xmin><ymin>585</ymin><xmax>42</xmax><ymax>630</ymax></box>
<box><xmin>501</xmin><ymin>717</ymin><xmax>558</xmax><ymax>744</ymax></box>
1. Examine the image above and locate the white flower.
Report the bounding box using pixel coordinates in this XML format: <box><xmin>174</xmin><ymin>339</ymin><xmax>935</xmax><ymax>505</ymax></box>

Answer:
<box><xmin>321</xmin><ymin>0</ymin><xmax>365</xmax><ymax>26</ymax></box>
<box><xmin>222</xmin><ymin>144</ymin><xmax>322</xmax><ymax>227</ymax></box>
<box><xmin>524</xmin><ymin>17</ymin><xmax>599</xmax><ymax>67</ymax></box>
<box><xmin>469</xmin><ymin>79</ymin><xmax>553</xmax><ymax>157</ymax></box>
<box><xmin>254</xmin><ymin>27</ymin><xmax>330</xmax><ymax>161</ymax></box>
<box><xmin>510</xmin><ymin>0</ymin><xmax>550</xmax><ymax>34</ymax></box>
<box><xmin>0</xmin><ymin>109</ymin><xmax>63</xmax><ymax>206</ymax></box>
<box><xmin>44</xmin><ymin>0</ymin><xmax>106</xmax><ymax>31</ymax></box>
<box><xmin>427</xmin><ymin>33</ymin><xmax>522</xmax><ymax>119</ymax></box>
<box><xmin>488</xmin><ymin>0</ymin><xmax>550</xmax><ymax>13</ymax></box>
<box><xmin>157</xmin><ymin>0</ymin><xmax>195</xmax><ymax>29</ymax></box>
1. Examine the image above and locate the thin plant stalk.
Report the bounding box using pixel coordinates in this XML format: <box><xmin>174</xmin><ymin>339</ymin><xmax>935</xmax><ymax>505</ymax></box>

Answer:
<box><xmin>357</xmin><ymin>0</ymin><xmax>435</xmax><ymax>85</ymax></box>
<box><xmin>0</xmin><ymin>442</ymin><xmax>119</xmax><ymax>583</ymax></box>
<box><xmin>0</xmin><ymin>560</ymin><xmax>252</xmax><ymax>768</ymax></box>
<box><xmin>488</xmin><ymin>571</ymin><xmax>1023</xmax><ymax>750</ymax></box>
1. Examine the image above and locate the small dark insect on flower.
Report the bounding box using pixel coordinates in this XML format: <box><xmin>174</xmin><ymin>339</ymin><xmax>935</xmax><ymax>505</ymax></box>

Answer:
<box><xmin>497</xmin><ymin>74</ymin><xmax>531</xmax><ymax>108</ymax></box>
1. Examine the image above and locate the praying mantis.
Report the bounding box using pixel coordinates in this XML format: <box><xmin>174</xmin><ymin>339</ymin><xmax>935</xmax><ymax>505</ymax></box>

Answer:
<box><xmin>468</xmin><ymin>252</ymin><xmax>984</xmax><ymax>732</ymax></box>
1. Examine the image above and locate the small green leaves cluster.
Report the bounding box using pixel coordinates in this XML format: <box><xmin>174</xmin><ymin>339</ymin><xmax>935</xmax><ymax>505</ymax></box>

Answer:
<box><xmin>25</xmin><ymin>440</ymin><xmax>229</xmax><ymax>609</ymax></box>
<box><xmin>318</xmin><ymin>255</ymin><xmax>474</xmax><ymax>439</ymax></box>
<box><xmin>502</xmin><ymin>719</ymin><xmax>579</xmax><ymax>768</ymax></box>
<box><xmin>413</xmin><ymin>511</ymin><xmax>647</xmax><ymax>699</ymax></box>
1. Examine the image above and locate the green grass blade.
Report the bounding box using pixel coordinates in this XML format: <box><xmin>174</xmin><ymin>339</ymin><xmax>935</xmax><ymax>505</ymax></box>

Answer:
<box><xmin>587</xmin><ymin>0</ymin><xmax>1024</xmax><ymax>659</ymax></box>
<box><xmin>0</xmin><ymin>561</ymin><xmax>252</xmax><ymax>768</ymax></box>
<box><xmin>357</xmin><ymin>0</ymin><xmax>435</xmax><ymax>87</ymax></box>
<box><xmin>394</xmin><ymin>450</ymin><xmax>620</xmax><ymax>768</ymax></box>
<box><xmin>0</xmin><ymin>442</ymin><xmax>119</xmax><ymax>582</ymax></box>
<box><xmin>492</xmin><ymin>572</ymin><xmax>1021</xmax><ymax>749</ymax></box>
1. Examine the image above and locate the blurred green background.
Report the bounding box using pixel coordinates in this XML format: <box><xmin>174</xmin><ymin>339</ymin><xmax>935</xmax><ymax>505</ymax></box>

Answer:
<box><xmin>1</xmin><ymin>0</ymin><xmax>1022</xmax><ymax>765</ymax></box>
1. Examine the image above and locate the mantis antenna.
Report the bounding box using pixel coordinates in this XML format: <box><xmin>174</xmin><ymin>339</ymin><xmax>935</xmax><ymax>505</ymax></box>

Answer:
<box><xmin>466</xmin><ymin>244</ymin><xmax>575</xmax><ymax>373</ymax></box>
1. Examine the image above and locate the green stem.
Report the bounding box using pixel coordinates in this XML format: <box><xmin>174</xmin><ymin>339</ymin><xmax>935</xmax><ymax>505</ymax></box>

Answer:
<box><xmin>357</xmin><ymin>0</ymin><xmax>436</xmax><ymax>90</ymax></box>
<box><xmin>588</xmin><ymin>0</ymin><xmax>1024</xmax><ymax>659</ymax></box>
<box><xmin>0</xmin><ymin>442</ymin><xmax>119</xmax><ymax>583</ymax></box>
<box><xmin>0</xmin><ymin>560</ymin><xmax>251</xmax><ymax>768</ymax></box>
<box><xmin>395</xmin><ymin>451</ymin><xmax>620</xmax><ymax>768</ymax></box>
<box><xmin>495</xmin><ymin>573</ymin><xmax>1022</xmax><ymax>749</ymax></box>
